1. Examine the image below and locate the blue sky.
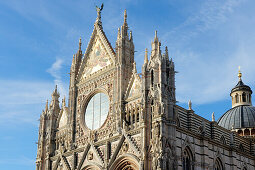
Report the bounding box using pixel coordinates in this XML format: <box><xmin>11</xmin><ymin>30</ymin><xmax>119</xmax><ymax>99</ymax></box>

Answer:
<box><xmin>1</xmin><ymin>0</ymin><xmax>255</xmax><ymax>169</ymax></box>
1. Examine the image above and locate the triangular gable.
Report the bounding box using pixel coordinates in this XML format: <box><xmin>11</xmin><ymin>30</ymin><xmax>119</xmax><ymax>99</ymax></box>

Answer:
<box><xmin>125</xmin><ymin>73</ymin><xmax>142</xmax><ymax>100</ymax></box>
<box><xmin>77</xmin><ymin>24</ymin><xmax>115</xmax><ymax>81</ymax></box>
<box><xmin>77</xmin><ymin>143</ymin><xmax>104</xmax><ymax>170</ymax></box>
<box><xmin>58</xmin><ymin>107</ymin><xmax>68</xmax><ymax>129</ymax></box>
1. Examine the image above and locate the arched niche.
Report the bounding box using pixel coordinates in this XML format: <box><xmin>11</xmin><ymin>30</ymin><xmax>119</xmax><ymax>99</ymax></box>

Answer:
<box><xmin>110</xmin><ymin>155</ymin><xmax>139</xmax><ymax>170</ymax></box>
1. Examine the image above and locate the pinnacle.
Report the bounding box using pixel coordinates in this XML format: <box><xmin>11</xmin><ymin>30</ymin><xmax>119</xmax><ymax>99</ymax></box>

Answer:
<box><xmin>144</xmin><ymin>48</ymin><xmax>148</xmax><ymax>64</ymax></box>
<box><xmin>124</xmin><ymin>9</ymin><xmax>127</xmax><ymax>25</ymax></box>
<box><xmin>79</xmin><ymin>37</ymin><xmax>82</xmax><ymax>51</ymax></box>
<box><xmin>154</xmin><ymin>30</ymin><xmax>158</xmax><ymax>42</ymax></box>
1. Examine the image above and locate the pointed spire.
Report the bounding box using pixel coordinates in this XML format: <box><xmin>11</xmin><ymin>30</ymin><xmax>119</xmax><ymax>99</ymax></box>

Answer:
<box><xmin>154</xmin><ymin>30</ymin><xmax>158</xmax><ymax>42</ymax></box>
<box><xmin>117</xmin><ymin>28</ymin><xmax>121</xmax><ymax>38</ymax></box>
<box><xmin>50</xmin><ymin>85</ymin><xmax>60</xmax><ymax>109</ymax></box>
<box><xmin>212</xmin><ymin>112</ymin><xmax>215</xmax><ymax>122</ymax></box>
<box><xmin>188</xmin><ymin>100</ymin><xmax>192</xmax><ymax>110</ymax></box>
<box><xmin>165</xmin><ymin>46</ymin><xmax>169</xmax><ymax>58</ymax></box>
<box><xmin>144</xmin><ymin>48</ymin><xmax>148</xmax><ymax>64</ymax></box>
<box><xmin>124</xmin><ymin>9</ymin><xmax>127</xmax><ymax>26</ymax></box>
<box><xmin>52</xmin><ymin>85</ymin><xmax>58</xmax><ymax>96</ymax></box>
<box><xmin>45</xmin><ymin>100</ymin><xmax>48</xmax><ymax>112</ymax></box>
<box><xmin>238</xmin><ymin>66</ymin><xmax>242</xmax><ymax>81</ymax></box>
<box><xmin>79</xmin><ymin>37</ymin><xmax>82</xmax><ymax>52</ymax></box>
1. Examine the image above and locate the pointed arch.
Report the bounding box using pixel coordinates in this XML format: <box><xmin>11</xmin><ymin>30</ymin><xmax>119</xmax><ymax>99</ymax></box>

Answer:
<box><xmin>110</xmin><ymin>154</ymin><xmax>139</xmax><ymax>170</ymax></box>
<box><xmin>220</xmin><ymin>135</ymin><xmax>226</xmax><ymax>145</ymax></box>
<box><xmin>182</xmin><ymin>146</ymin><xmax>194</xmax><ymax>170</ymax></box>
<box><xmin>214</xmin><ymin>157</ymin><xmax>224</xmax><ymax>170</ymax></box>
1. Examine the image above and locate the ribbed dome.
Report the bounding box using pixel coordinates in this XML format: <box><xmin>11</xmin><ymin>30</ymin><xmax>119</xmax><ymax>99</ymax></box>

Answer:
<box><xmin>217</xmin><ymin>105</ymin><xmax>255</xmax><ymax>130</ymax></box>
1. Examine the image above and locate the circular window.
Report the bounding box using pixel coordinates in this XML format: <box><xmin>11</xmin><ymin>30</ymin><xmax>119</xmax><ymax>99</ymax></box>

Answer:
<box><xmin>85</xmin><ymin>93</ymin><xmax>109</xmax><ymax>130</ymax></box>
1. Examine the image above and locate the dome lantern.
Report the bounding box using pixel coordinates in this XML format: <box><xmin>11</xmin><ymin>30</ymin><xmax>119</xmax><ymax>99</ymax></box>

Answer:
<box><xmin>230</xmin><ymin>67</ymin><xmax>252</xmax><ymax>108</ymax></box>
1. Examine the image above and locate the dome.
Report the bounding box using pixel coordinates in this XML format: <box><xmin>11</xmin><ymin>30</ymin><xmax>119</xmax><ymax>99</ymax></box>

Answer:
<box><xmin>217</xmin><ymin>105</ymin><xmax>255</xmax><ymax>130</ymax></box>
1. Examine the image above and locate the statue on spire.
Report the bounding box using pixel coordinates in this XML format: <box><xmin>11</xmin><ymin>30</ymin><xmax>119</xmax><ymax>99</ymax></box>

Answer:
<box><xmin>96</xmin><ymin>3</ymin><xmax>104</xmax><ymax>24</ymax></box>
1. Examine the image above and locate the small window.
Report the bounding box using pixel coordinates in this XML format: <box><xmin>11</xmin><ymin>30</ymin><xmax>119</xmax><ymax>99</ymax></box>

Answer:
<box><xmin>235</xmin><ymin>94</ymin><xmax>239</xmax><ymax>103</ymax></box>
<box><xmin>220</xmin><ymin>135</ymin><xmax>226</xmax><ymax>145</ymax></box>
<box><xmin>242</xmin><ymin>92</ymin><xmax>246</xmax><ymax>102</ymax></box>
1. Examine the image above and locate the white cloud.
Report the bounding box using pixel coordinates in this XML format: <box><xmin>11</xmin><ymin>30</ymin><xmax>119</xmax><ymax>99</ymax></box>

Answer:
<box><xmin>0</xmin><ymin>80</ymin><xmax>53</xmax><ymax>105</ymax></box>
<box><xmin>155</xmin><ymin>0</ymin><xmax>255</xmax><ymax>105</ymax></box>
<box><xmin>47</xmin><ymin>58</ymin><xmax>68</xmax><ymax>98</ymax></box>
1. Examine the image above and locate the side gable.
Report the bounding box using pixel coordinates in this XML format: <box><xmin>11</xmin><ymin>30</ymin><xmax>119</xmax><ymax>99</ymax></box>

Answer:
<box><xmin>125</xmin><ymin>68</ymin><xmax>142</xmax><ymax>101</ymax></box>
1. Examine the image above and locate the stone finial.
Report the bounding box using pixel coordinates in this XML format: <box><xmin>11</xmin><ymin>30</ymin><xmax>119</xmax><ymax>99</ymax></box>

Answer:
<box><xmin>188</xmin><ymin>100</ymin><xmax>192</xmax><ymax>110</ymax></box>
<box><xmin>212</xmin><ymin>112</ymin><xmax>215</xmax><ymax>122</ymax></box>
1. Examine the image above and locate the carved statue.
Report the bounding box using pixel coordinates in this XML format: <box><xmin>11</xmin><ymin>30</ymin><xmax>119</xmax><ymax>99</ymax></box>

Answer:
<box><xmin>96</xmin><ymin>3</ymin><xmax>104</xmax><ymax>21</ymax></box>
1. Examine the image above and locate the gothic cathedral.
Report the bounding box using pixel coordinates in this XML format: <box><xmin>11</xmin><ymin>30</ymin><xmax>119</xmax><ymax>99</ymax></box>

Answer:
<box><xmin>36</xmin><ymin>8</ymin><xmax>255</xmax><ymax>170</ymax></box>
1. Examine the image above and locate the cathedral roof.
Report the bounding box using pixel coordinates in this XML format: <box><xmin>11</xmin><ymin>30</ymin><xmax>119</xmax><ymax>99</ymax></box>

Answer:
<box><xmin>217</xmin><ymin>105</ymin><xmax>255</xmax><ymax>130</ymax></box>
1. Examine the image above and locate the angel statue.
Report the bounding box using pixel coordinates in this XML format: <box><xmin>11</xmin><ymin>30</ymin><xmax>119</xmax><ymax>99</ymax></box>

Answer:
<box><xmin>96</xmin><ymin>3</ymin><xmax>104</xmax><ymax>22</ymax></box>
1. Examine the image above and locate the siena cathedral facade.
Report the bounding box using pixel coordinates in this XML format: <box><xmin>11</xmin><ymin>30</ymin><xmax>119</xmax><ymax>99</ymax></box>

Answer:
<box><xmin>36</xmin><ymin>9</ymin><xmax>255</xmax><ymax>170</ymax></box>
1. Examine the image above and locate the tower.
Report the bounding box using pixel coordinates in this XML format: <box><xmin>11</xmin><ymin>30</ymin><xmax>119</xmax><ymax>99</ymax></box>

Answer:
<box><xmin>142</xmin><ymin>31</ymin><xmax>177</xmax><ymax>169</ymax></box>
